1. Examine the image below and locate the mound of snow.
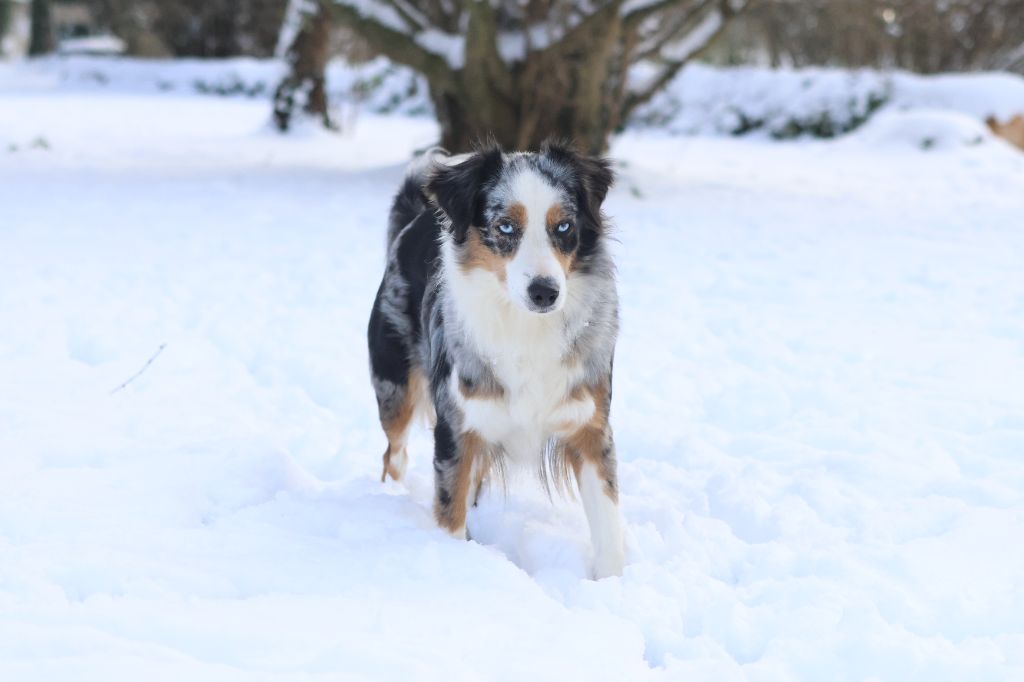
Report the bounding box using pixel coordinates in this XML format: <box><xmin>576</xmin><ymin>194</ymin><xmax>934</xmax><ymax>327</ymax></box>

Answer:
<box><xmin>57</xmin><ymin>35</ymin><xmax>126</xmax><ymax>57</ymax></box>
<box><xmin>851</xmin><ymin>109</ymin><xmax>991</xmax><ymax>151</ymax></box>
<box><xmin>890</xmin><ymin>71</ymin><xmax>1024</xmax><ymax>121</ymax></box>
<box><xmin>632</xmin><ymin>63</ymin><xmax>1024</xmax><ymax>140</ymax></box>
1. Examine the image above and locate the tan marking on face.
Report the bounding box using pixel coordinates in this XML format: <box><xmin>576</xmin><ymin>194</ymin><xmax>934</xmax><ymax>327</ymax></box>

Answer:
<box><xmin>559</xmin><ymin>381</ymin><xmax>616</xmax><ymax>501</ymax></box>
<box><xmin>459</xmin><ymin>227</ymin><xmax>507</xmax><ymax>283</ymax></box>
<box><xmin>546</xmin><ymin>204</ymin><xmax>568</xmax><ymax>229</ymax></box>
<box><xmin>434</xmin><ymin>429</ymin><xmax>486</xmax><ymax>533</ymax></box>
<box><xmin>545</xmin><ymin>204</ymin><xmax>576</xmax><ymax>276</ymax></box>
<box><xmin>380</xmin><ymin>368</ymin><xmax>426</xmax><ymax>482</ymax></box>
<box><xmin>507</xmin><ymin>202</ymin><xmax>527</xmax><ymax>228</ymax></box>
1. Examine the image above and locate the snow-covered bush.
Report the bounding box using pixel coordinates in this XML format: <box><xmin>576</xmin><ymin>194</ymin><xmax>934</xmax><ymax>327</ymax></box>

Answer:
<box><xmin>14</xmin><ymin>55</ymin><xmax>432</xmax><ymax>115</ymax></box>
<box><xmin>17</xmin><ymin>56</ymin><xmax>1024</xmax><ymax>143</ymax></box>
<box><xmin>630</xmin><ymin>63</ymin><xmax>1024</xmax><ymax>140</ymax></box>
<box><xmin>338</xmin><ymin>60</ymin><xmax>430</xmax><ymax>116</ymax></box>
<box><xmin>631</xmin><ymin>64</ymin><xmax>892</xmax><ymax>138</ymax></box>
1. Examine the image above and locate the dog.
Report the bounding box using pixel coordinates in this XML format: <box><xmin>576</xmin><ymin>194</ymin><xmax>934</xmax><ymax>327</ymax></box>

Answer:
<box><xmin>367</xmin><ymin>140</ymin><xmax>624</xmax><ymax>578</ymax></box>
<box><xmin>986</xmin><ymin>115</ymin><xmax>1024</xmax><ymax>152</ymax></box>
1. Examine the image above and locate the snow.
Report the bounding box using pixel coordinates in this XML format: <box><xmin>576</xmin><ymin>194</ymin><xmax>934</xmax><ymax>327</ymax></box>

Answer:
<box><xmin>275</xmin><ymin>0</ymin><xmax>320</xmax><ymax>58</ymax></box>
<box><xmin>334</xmin><ymin>0</ymin><xmax>410</xmax><ymax>36</ymax></box>
<box><xmin>332</xmin><ymin>0</ymin><xmax>468</xmax><ymax>70</ymax></box>
<box><xmin>889</xmin><ymin>70</ymin><xmax>1024</xmax><ymax>120</ymax></box>
<box><xmin>633</xmin><ymin>63</ymin><xmax>1024</xmax><ymax>138</ymax></box>
<box><xmin>850</xmin><ymin>109</ymin><xmax>989</xmax><ymax>151</ymax></box>
<box><xmin>0</xmin><ymin>56</ymin><xmax>431</xmax><ymax>116</ymax></box>
<box><xmin>414</xmin><ymin>29</ymin><xmax>464</xmax><ymax>70</ymax></box>
<box><xmin>56</xmin><ymin>35</ymin><xmax>126</xmax><ymax>57</ymax></box>
<box><xmin>496</xmin><ymin>23</ymin><xmax>559</xmax><ymax>63</ymax></box>
<box><xmin>14</xmin><ymin>56</ymin><xmax>1022</xmax><ymax>142</ymax></box>
<box><xmin>3</xmin><ymin>58</ymin><xmax>1024</xmax><ymax>680</ymax></box>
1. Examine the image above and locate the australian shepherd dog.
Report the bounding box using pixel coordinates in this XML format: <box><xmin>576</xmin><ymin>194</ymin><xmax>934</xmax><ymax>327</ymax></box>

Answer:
<box><xmin>367</xmin><ymin>140</ymin><xmax>623</xmax><ymax>578</ymax></box>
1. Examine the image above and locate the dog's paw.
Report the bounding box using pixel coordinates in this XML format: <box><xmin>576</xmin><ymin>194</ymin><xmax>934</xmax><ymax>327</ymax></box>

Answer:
<box><xmin>447</xmin><ymin>525</ymin><xmax>468</xmax><ymax>541</ymax></box>
<box><xmin>592</xmin><ymin>545</ymin><xmax>625</xmax><ymax>579</ymax></box>
<box><xmin>380</xmin><ymin>447</ymin><xmax>408</xmax><ymax>483</ymax></box>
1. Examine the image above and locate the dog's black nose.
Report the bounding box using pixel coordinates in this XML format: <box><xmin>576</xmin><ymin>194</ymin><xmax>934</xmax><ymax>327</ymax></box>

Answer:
<box><xmin>527</xmin><ymin>278</ymin><xmax>560</xmax><ymax>309</ymax></box>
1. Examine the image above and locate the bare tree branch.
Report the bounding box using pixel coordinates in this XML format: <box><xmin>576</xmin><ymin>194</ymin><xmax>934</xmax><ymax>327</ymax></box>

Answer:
<box><xmin>623</xmin><ymin>2</ymin><xmax>735</xmax><ymax>116</ymax></box>
<box><xmin>383</xmin><ymin>0</ymin><xmax>428</xmax><ymax>31</ymax></box>
<box><xmin>328</xmin><ymin>0</ymin><xmax>457</xmax><ymax>86</ymax></box>
<box><xmin>632</xmin><ymin>0</ymin><xmax>714</xmax><ymax>62</ymax></box>
<box><xmin>110</xmin><ymin>343</ymin><xmax>167</xmax><ymax>395</ymax></box>
<box><xmin>532</xmin><ymin>0</ymin><xmax>625</xmax><ymax>57</ymax></box>
<box><xmin>622</xmin><ymin>0</ymin><xmax>693</xmax><ymax>30</ymax></box>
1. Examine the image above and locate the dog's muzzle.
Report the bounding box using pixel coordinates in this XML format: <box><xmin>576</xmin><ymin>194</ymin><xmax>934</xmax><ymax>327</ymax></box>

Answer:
<box><xmin>527</xmin><ymin>277</ymin><xmax>560</xmax><ymax>312</ymax></box>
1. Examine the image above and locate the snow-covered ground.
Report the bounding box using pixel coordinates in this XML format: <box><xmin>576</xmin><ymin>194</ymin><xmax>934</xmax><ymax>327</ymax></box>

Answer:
<box><xmin>2</xmin><ymin>61</ymin><xmax>1024</xmax><ymax>681</ymax></box>
<box><xmin>7</xmin><ymin>56</ymin><xmax>1024</xmax><ymax>137</ymax></box>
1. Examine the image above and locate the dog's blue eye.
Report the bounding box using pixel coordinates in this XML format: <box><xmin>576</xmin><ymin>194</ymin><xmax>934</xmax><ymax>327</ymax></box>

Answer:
<box><xmin>498</xmin><ymin>223</ymin><xmax>514</xmax><ymax>234</ymax></box>
<box><xmin>557</xmin><ymin>222</ymin><xmax>572</xmax><ymax>233</ymax></box>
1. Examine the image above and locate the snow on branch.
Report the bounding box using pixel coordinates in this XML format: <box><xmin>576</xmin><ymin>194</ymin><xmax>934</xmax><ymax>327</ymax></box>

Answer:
<box><xmin>333</xmin><ymin>0</ymin><xmax>410</xmax><ymax>33</ymax></box>
<box><xmin>329</xmin><ymin>0</ymin><xmax>464</xmax><ymax>72</ymax></box>
<box><xmin>416</xmin><ymin>28</ymin><xmax>465</xmax><ymax>69</ymax></box>
<box><xmin>495</xmin><ymin>22</ymin><xmax>569</xmax><ymax>62</ymax></box>
<box><xmin>625</xmin><ymin>3</ymin><xmax>732</xmax><ymax>113</ymax></box>
<box><xmin>385</xmin><ymin>0</ymin><xmax>429</xmax><ymax>30</ymax></box>
<box><xmin>622</xmin><ymin>0</ymin><xmax>686</xmax><ymax>26</ymax></box>
<box><xmin>276</xmin><ymin>0</ymin><xmax>319</xmax><ymax>58</ymax></box>
<box><xmin>659</xmin><ymin>4</ymin><xmax>723</xmax><ymax>61</ymax></box>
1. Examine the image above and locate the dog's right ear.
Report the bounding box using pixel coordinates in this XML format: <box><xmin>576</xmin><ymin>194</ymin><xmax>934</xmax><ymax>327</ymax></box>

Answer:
<box><xmin>426</xmin><ymin>142</ymin><xmax>504</xmax><ymax>243</ymax></box>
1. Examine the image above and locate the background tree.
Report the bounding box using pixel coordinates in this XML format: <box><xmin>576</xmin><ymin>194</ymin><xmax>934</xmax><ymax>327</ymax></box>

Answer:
<box><xmin>151</xmin><ymin>0</ymin><xmax>287</xmax><ymax>57</ymax></box>
<box><xmin>28</xmin><ymin>0</ymin><xmax>53</xmax><ymax>55</ymax></box>
<box><xmin>273</xmin><ymin>0</ymin><xmax>335</xmax><ymax>131</ymax></box>
<box><xmin>81</xmin><ymin>0</ymin><xmax>288</xmax><ymax>58</ymax></box>
<box><xmin>714</xmin><ymin>0</ymin><xmax>1024</xmax><ymax>74</ymax></box>
<box><xmin>0</xmin><ymin>2</ymin><xmax>10</xmax><ymax>51</ymax></box>
<box><xmin>275</xmin><ymin>0</ymin><xmax>749</xmax><ymax>152</ymax></box>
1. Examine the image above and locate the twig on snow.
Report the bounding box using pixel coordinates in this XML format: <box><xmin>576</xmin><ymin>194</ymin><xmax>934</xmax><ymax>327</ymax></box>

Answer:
<box><xmin>110</xmin><ymin>343</ymin><xmax>167</xmax><ymax>395</ymax></box>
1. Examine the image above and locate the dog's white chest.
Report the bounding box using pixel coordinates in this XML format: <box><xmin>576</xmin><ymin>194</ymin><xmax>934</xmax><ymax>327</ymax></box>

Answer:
<box><xmin>451</xmin><ymin>319</ymin><xmax>594</xmax><ymax>457</ymax></box>
<box><xmin>456</xmin><ymin>357</ymin><xmax>591</xmax><ymax>458</ymax></box>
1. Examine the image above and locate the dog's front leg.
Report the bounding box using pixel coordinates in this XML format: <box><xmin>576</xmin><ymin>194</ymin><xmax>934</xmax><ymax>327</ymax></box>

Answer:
<box><xmin>433</xmin><ymin>415</ymin><xmax>485</xmax><ymax>539</ymax></box>
<box><xmin>567</xmin><ymin>423</ymin><xmax>624</xmax><ymax>579</ymax></box>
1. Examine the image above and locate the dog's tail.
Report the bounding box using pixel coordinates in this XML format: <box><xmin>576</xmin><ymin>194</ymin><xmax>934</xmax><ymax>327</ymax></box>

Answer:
<box><xmin>387</xmin><ymin>147</ymin><xmax>449</xmax><ymax>248</ymax></box>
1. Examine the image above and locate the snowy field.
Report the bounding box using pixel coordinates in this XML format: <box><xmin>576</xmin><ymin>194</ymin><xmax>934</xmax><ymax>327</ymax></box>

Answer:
<box><xmin>2</xmin><ymin>60</ymin><xmax>1024</xmax><ymax>681</ymax></box>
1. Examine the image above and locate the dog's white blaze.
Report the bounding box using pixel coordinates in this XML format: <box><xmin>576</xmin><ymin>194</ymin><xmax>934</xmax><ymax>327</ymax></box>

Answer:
<box><xmin>578</xmin><ymin>462</ymin><xmax>625</xmax><ymax>579</ymax></box>
<box><xmin>504</xmin><ymin>169</ymin><xmax>567</xmax><ymax>312</ymax></box>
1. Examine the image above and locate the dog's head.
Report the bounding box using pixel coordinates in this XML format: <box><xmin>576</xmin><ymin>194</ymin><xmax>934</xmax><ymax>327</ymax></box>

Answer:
<box><xmin>426</xmin><ymin>139</ymin><xmax>614</xmax><ymax>314</ymax></box>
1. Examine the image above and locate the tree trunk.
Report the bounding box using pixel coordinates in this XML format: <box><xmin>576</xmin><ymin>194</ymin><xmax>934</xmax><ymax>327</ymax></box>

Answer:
<box><xmin>282</xmin><ymin>0</ymin><xmax>742</xmax><ymax>152</ymax></box>
<box><xmin>1</xmin><ymin>2</ymin><xmax>11</xmax><ymax>52</ymax></box>
<box><xmin>273</xmin><ymin>1</ymin><xmax>334</xmax><ymax>132</ymax></box>
<box><xmin>28</xmin><ymin>0</ymin><xmax>53</xmax><ymax>56</ymax></box>
<box><xmin>423</xmin><ymin>3</ymin><xmax>628</xmax><ymax>154</ymax></box>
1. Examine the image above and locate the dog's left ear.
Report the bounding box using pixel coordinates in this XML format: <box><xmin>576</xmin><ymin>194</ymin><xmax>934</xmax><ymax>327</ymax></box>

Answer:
<box><xmin>541</xmin><ymin>139</ymin><xmax>614</xmax><ymax>230</ymax></box>
<box><xmin>426</xmin><ymin>142</ymin><xmax>504</xmax><ymax>243</ymax></box>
